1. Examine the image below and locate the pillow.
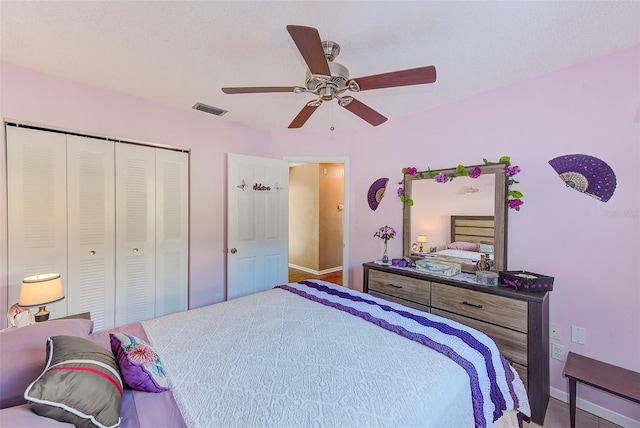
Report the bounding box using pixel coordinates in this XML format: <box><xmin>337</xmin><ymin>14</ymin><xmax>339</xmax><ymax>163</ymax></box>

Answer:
<box><xmin>109</xmin><ymin>333</ymin><xmax>168</xmax><ymax>393</ymax></box>
<box><xmin>447</xmin><ymin>241</ymin><xmax>479</xmax><ymax>252</ymax></box>
<box><xmin>0</xmin><ymin>318</ymin><xmax>94</xmax><ymax>409</ymax></box>
<box><xmin>24</xmin><ymin>335</ymin><xmax>122</xmax><ymax>428</ymax></box>
<box><xmin>479</xmin><ymin>243</ymin><xmax>495</xmax><ymax>254</ymax></box>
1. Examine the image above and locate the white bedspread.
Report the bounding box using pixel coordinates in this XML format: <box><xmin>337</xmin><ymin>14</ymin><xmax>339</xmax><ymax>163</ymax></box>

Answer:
<box><xmin>143</xmin><ymin>285</ymin><xmax>478</xmax><ymax>427</ymax></box>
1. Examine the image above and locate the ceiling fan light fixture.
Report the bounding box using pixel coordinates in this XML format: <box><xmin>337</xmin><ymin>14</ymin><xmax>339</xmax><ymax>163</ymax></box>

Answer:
<box><xmin>320</xmin><ymin>85</ymin><xmax>336</xmax><ymax>101</ymax></box>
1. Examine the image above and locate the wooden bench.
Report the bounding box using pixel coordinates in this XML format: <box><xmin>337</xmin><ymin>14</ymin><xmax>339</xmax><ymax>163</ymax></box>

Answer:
<box><xmin>563</xmin><ymin>351</ymin><xmax>640</xmax><ymax>428</ymax></box>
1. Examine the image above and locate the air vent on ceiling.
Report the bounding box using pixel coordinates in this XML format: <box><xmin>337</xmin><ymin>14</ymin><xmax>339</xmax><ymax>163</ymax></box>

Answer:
<box><xmin>192</xmin><ymin>102</ymin><xmax>228</xmax><ymax>116</ymax></box>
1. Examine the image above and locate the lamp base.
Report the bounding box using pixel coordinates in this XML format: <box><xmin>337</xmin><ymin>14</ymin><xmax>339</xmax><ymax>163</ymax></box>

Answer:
<box><xmin>34</xmin><ymin>306</ymin><xmax>50</xmax><ymax>322</ymax></box>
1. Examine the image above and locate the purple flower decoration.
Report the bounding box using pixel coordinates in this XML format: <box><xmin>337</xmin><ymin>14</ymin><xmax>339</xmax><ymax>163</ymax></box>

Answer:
<box><xmin>397</xmin><ymin>187</ymin><xmax>404</xmax><ymax>197</ymax></box>
<box><xmin>406</xmin><ymin>167</ymin><xmax>418</xmax><ymax>176</ymax></box>
<box><xmin>470</xmin><ymin>166</ymin><xmax>482</xmax><ymax>179</ymax></box>
<box><xmin>508</xmin><ymin>199</ymin><xmax>524</xmax><ymax>210</ymax></box>
<box><xmin>434</xmin><ymin>173</ymin><xmax>449</xmax><ymax>183</ymax></box>
<box><xmin>374</xmin><ymin>226</ymin><xmax>396</xmax><ymax>243</ymax></box>
<box><xmin>504</xmin><ymin>165</ymin><xmax>521</xmax><ymax>178</ymax></box>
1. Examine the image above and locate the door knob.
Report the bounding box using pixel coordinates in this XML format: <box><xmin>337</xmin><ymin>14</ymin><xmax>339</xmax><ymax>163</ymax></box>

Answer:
<box><xmin>132</xmin><ymin>248</ymin><xmax>139</xmax><ymax>253</ymax></box>
<box><xmin>89</xmin><ymin>250</ymin><xmax>96</xmax><ymax>255</ymax></box>
<box><xmin>230</xmin><ymin>248</ymin><xmax>237</xmax><ymax>254</ymax></box>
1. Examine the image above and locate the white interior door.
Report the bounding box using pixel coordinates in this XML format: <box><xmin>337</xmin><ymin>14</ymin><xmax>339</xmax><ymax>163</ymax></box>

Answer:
<box><xmin>6</xmin><ymin>127</ymin><xmax>68</xmax><ymax>319</ymax></box>
<box><xmin>115</xmin><ymin>143</ymin><xmax>156</xmax><ymax>326</ymax></box>
<box><xmin>155</xmin><ymin>149</ymin><xmax>189</xmax><ymax>317</ymax></box>
<box><xmin>66</xmin><ymin>135</ymin><xmax>116</xmax><ymax>331</ymax></box>
<box><xmin>227</xmin><ymin>154</ymin><xmax>288</xmax><ymax>300</ymax></box>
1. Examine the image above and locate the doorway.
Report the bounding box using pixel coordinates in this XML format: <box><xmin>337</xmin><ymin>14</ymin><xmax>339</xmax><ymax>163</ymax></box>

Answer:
<box><xmin>286</xmin><ymin>156</ymin><xmax>349</xmax><ymax>288</ymax></box>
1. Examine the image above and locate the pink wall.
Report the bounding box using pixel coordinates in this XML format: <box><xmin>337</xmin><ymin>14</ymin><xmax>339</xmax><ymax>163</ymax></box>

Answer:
<box><xmin>1</xmin><ymin>44</ymin><xmax>639</xmax><ymax>422</ymax></box>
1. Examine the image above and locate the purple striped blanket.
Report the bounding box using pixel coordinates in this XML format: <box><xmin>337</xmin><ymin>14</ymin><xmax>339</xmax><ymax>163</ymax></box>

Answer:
<box><xmin>276</xmin><ymin>280</ymin><xmax>531</xmax><ymax>428</ymax></box>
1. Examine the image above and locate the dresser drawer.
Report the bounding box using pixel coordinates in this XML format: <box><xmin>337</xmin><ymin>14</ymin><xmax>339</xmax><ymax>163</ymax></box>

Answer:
<box><xmin>431</xmin><ymin>282</ymin><xmax>527</xmax><ymax>333</ymax></box>
<box><xmin>431</xmin><ymin>308</ymin><xmax>527</xmax><ymax>366</ymax></box>
<box><xmin>370</xmin><ymin>291</ymin><xmax>430</xmax><ymax>313</ymax></box>
<box><xmin>368</xmin><ymin>270</ymin><xmax>430</xmax><ymax>306</ymax></box>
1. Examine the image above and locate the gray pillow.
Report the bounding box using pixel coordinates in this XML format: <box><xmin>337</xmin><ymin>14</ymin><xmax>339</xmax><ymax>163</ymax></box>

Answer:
<box><xmin>24</xmin><ymin>335</ymin><xmax>123</xmax><ymax>428</ymax></box>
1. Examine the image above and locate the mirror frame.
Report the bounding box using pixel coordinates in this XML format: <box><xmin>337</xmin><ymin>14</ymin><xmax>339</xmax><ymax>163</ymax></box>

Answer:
<box><xmin>402</xmin><ymin>163</ymin><xmax>509</xmax><ymax>271</ymax></box>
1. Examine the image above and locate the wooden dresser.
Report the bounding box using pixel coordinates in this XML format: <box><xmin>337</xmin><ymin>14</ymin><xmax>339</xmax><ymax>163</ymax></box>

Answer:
<box><xmin>363</xmin><ymin>262</ymin><xmax>550</xmax><ymax>425</ymax></box>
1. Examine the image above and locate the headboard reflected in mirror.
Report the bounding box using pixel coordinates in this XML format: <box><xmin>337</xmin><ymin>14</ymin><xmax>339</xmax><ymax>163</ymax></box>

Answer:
<box><xmin>403</xmin><ymin>163</ymin><xmax>508</xmax><ymax>272</ymax></box>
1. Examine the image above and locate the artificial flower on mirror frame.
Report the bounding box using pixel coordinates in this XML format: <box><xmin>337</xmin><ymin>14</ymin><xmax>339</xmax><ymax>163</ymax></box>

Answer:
<box><xmin>397</xmin><ymin>156</ymin><xmax>524</xmax><ymax>210</ymax></box>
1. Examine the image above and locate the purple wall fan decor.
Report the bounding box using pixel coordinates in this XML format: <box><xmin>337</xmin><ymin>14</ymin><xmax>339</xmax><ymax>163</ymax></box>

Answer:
<box><xmin>548</xmin><ymin>154</ymin><xmax>617</xmax><ymax>202</ymax></box>
<box><xmin>367</xmin><ymin>178</ymin><xmax>389</xmax><ymax>211</ymax></box>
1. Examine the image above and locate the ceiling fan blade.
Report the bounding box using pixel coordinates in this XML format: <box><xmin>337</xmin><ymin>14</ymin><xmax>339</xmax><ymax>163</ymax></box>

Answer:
<box><xmin>288</xmin><ymin>103</ymin><xmax>319</xmax><ymax>128</ymax></box>
<box><xmin>286</xmin><ymin>25</ymin><xmax>331</xmax><ymax>76</ymax></box>
<box><xmin>222</xmin><ymin>86</ymin><xmax>298</xmax><ymax>94</ymax></box>
<box><xmin>340</xmin><ymin>97</ymin><xmax>387</xmax><ymax>126</ymax></box>
<box><xmin>349</xmin><ymin>66</ymin><xmax>437</xmax><ymax>91</ymax></box>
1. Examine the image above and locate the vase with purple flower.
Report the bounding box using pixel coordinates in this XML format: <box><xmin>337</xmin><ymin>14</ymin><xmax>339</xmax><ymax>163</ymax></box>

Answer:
<box><xmin>374</xmin><ymin>225</ymin><xmax>396</xmax><ymax>265</ymax></box>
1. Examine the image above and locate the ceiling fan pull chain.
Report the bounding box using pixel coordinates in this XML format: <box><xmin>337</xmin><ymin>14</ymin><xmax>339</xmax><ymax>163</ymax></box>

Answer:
<box><xmin>330</xmin><ymin>102</ymin><xmax>335</xmax><ymax>131</ymax></box>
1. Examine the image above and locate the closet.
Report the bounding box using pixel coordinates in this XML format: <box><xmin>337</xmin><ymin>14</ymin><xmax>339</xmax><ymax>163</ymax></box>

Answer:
<box><xmin>6</xmin><ymin>125</ymin><xmax>189</xmax><ymax>331</ymax></box>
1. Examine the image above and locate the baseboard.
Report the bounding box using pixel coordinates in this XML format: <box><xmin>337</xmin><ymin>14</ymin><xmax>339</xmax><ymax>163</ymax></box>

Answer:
<box><xmin>288</xmin><ymin>264</ymin><xmax>342</xmax><ymax>276</ymax></box>
<box><xmin>550</xmin><ymin>386</ymin><xmax>640</xmax><ymax>428</ymax></box>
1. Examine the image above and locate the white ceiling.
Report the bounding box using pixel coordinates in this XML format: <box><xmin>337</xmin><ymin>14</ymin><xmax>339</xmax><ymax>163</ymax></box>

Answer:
<box><xmin>2</xmin><ymin>1</ymin><xmax>639</xmax><ymax>132</ymax></box>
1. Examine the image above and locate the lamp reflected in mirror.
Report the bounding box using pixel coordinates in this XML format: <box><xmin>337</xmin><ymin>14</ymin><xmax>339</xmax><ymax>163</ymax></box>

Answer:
<box><xmin>19</xmin><ymin>273</ymin><xmax>65</xmax><ymax>322</ymax></box>
<box><xmin>416</xmin><ymin>235</ymin><xmax>427</xmax><ymax>253</ymax></box>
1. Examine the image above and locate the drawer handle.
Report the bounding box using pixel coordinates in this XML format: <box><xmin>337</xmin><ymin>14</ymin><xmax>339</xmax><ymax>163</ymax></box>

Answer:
<box><xmin>462</xmin><ymin>301</ymin><xmax>483</xmax><ymax>309</ymax></box>
<box><xmin>386</xmin><ymin>283</ymin><xmax>403</xmax><ymax>289</ymax></box>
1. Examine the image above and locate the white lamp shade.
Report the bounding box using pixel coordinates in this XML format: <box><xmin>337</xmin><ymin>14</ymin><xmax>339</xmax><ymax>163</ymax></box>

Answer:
<box><xmin>19</xmin><ymin>273</ymin><xmax>65</xmax><ymax>307</ymax></box>
<box><xmin>416</xmin><ymin>235</ymin><xmax>428</xmax><ymax>243</ymax></box>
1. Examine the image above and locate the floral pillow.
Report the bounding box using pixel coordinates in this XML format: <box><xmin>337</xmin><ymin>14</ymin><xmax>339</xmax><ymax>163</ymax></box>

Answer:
<box><xmin>109</xmin><ymin>333</ymin><xmax>168</xmax><ymax>393</ymax></box>
<box><xmin>446</xmin><ymin>241</ymin><xmax>479</xmax><ymax>252</ymax></box>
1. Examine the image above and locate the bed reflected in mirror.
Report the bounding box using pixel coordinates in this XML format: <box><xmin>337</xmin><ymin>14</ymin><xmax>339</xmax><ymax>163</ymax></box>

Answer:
<box><xmin>403</xmin><ymin>163</ymin><xmax>508</xmax><ymax>272</ymax></box>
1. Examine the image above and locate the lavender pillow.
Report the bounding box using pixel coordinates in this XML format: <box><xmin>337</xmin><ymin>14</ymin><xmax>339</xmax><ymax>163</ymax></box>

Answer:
<box><xmin>109</xmin><ymin>333</ymin><xmax>168</xmax><ymax>393</ymax></box>
<box><xmin>447</xmin><ymin>241</ymin><xmax>479</xmax><ymax>252</ymax></box>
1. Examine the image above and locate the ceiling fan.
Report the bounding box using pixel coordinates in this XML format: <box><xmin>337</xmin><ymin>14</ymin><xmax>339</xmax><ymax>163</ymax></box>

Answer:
<box><xmin>222</xmin><ymin>25</ymin><xmax>437</xmax><ymax>129</ymax></box>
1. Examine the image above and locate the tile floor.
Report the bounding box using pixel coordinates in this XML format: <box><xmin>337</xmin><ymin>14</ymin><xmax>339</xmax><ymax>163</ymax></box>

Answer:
<box><xmin>526</xmin><ymin>398</ymin><xmax>622</xmax><ymax>428</ymax></box>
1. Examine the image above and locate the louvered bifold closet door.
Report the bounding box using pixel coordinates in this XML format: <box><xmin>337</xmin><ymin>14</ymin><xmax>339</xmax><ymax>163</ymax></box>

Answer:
<box><xmin>115</xmin><ymin>144</ymin><xmax>156</xmax><ymax>327</ymax></box>
<box><xmin>7</xmin><ymin>127</ymin><xmax>68</xmax><ymax>318</ymax></box>
<box><xmin>66</xmin><ymin>136</ymin><xmax>116</xmax><ymax>331</ymax></box>
<box><xmin>155</xmin><ymin>149</ymin><xmax>189</xmax><ymax>317</ymax></box>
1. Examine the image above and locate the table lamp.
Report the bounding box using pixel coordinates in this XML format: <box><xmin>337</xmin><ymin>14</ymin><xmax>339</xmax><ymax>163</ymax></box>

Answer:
<box><xmin>19</xmin><ymin>273</ymin><xmax>65</xmax><ymax>322</ymax></box>
<box><xmin>416</xmin><ymin>235</ymin><xmax>427</xmax><ymax>253</ymax></box>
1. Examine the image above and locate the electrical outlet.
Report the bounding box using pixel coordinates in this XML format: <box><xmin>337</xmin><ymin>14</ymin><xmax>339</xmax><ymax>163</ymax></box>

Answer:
<box><xmin>550</xmin><ymin>323</ymin><xmax>562</xmax><ymax>340</ymax></box>
<box><xmin>551</xmin><ymin>343</ymin><xmax>565</xmax><ymax>361</ymax></box>
<box><xmin>571</xmin><ymin>326</ymin><xmax>586</xmax><ymax>344</ymax></box>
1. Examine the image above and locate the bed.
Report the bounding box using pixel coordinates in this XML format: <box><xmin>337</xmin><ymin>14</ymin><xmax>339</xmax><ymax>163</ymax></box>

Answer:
<box><xmin>0</xmin><ymin>280</ymin><xmax>529</xmax><ymax>428</ymax></box>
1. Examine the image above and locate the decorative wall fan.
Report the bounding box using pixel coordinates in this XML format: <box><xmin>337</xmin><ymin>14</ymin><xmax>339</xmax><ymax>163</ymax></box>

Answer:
<box><xmin>222</xmin><ymin>25</ymin><xmax>437</xmax><ymax>129</ymax></box>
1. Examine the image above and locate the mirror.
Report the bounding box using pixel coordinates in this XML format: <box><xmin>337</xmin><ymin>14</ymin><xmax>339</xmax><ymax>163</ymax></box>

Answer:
<box><xmin>403</xmin><ymin>163</ymin><xmax>508</xmax><ymax>272</ymax></box>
